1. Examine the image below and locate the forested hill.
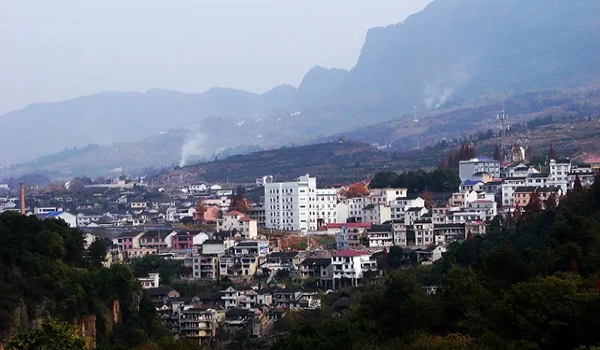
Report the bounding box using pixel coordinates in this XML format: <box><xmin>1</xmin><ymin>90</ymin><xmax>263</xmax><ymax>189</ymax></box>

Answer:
<box><xmin>0</xmin><ymin>213</ymin><xmax>198</xmax><ymax>350</ymax></box>
<box><xmin>273</xmin><ymin>173</ymin><xmax>600</xmax><ymax>350</ymax></box>
<box><xmin>154</xmin><ymin>140</ymin><xmax>441</xmax><ymax>187</ymax></box>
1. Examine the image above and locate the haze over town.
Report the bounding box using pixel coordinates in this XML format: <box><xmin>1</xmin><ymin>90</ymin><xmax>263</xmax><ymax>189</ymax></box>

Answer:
<box><xmin>0</xmin><ymin>0</ymin><xmax>431</xmax><ymax>114</ymax></box>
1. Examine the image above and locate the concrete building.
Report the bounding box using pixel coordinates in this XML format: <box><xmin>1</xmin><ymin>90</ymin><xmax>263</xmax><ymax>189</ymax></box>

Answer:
<box><xmin>217</xmin><ymin>211</ymin><xmax>258</xmax><ymax>239</ymax></box>
<box><xmin>264</xmin><ymin>174</ymin><xmax>337</xmax><ymax>232</ymax></box>
<box><xmin>459</xmin><ymin>157</ymin><xmax>501</xmax><ymax>180</ymax></box>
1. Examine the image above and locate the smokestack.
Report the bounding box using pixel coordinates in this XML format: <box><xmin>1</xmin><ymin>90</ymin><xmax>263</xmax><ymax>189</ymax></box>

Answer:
<box><xmin>20</xmin><ymin>183</ymin><xmax>25</xmax><ymax>215</ymax></box>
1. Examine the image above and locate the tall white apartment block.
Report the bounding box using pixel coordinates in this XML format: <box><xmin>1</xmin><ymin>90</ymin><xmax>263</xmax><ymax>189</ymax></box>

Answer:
<box><xmin>265</xmin><ymin>174</ymin><xmax>337</xmax><ymax>233</ymax></box>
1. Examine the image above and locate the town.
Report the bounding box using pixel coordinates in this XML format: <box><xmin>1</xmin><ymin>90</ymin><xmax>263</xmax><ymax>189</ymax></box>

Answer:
<box><xmin>1</xmin><ymin>152</ymin><xmax>598</xmax><ymax>346</ymax></box>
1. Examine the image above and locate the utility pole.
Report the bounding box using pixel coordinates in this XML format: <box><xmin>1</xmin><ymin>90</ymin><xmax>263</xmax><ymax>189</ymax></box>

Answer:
<box><xmin>497</xmin><ymin>110</ymin><xmax>510</xmax><ymax>161</ymax></box>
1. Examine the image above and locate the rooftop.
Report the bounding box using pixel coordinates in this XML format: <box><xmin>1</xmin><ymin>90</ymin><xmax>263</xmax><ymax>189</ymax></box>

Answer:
<box><xmin>333</xmin><ymin>250</ymin><xmax>370</xmax><ymax>258</ymax></box>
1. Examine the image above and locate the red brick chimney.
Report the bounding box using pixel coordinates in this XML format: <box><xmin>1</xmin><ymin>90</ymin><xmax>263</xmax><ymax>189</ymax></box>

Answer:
<box><xmin>20</xmin><ymin>183</ymin><xmax>25</xmax><ymax>215</ymax></box>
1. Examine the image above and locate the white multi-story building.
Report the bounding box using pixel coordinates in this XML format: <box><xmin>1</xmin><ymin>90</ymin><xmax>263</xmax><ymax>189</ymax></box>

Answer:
<box><xmin>331</xmin><ymin>250</ymin><xmax>376</xmax><ymax>286</ymax></box>
<box><xmin>548</xmin><ymin>159</ymin><xmax>571</xmax><ymax>191</ymax></box>
<box><xmin>264</xmin><ymin>174</ymin><xmax>337</xmax><ymax>232</ymax></box>
<box><xmin>501</xmin><ymin>177</ymin><xmax>526</xmax><ymax>207</ymax></box>
<box><xmin>459</xmin><ymin>157</ymin><xmax>501</xmax><ymax>180</ymax></box>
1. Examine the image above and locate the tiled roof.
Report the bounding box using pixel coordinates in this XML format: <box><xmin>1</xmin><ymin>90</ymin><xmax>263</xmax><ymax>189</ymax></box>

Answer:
<box><xmin>333</xmin><ymin>250</ymin><xmax>370</xmax><ymax>257</ymax></box>
<box><xmin>225</xmin><ymin>211</ymin><xmax>245</xmax><ymax>216</ymax></box>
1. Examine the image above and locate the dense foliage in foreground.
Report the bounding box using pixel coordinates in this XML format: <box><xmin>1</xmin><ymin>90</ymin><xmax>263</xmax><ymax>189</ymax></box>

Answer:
<box><xmin>0</xmin><ymin>212</ymin><xmax>197</xmax><ymax>350</ymax></box>
<box><xmin>274</xmin><ymin>173</ymin><xmax>600</xmax><ymax>350</ymax></box>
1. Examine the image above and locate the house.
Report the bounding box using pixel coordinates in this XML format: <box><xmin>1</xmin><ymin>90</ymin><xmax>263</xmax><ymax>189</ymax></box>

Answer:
<box><xmin>217</xmin><ymin>211</ymin><xmax>258</xmax><ymax>239</ymax></box>
<box><xmin>331</xmin><ymin>250</ymin><xmax>377</xmax><ymax>288</ymax></box>
<box><xmin>112</xmin><ymin>231</ymin><xmax>144</xmax><ymax>250</ymax></box>
<box><xmin>138</xmin><ymin>273</ymin><xmax>161</xmax><ymax>289</ymax></box>
<box><xmin>232</xmin><ymin>241</ymin><xmax>269</xmax><ymax>257</ymax></box>
<box><xmin>362</xmin><ymin>203</ymin><xmax>391</xmax><ymax>225</ymax></box>
<box><xmin>405</xmin><ymin>207</ymin><xmax>428</xmax><ymax>225</ymax></box>
<box><xmin>501</xmin><ymin>177</ymin><xmax>527</xmax><ymax>207</ymax></box>
<box><xmin>219</xmin><ymin>255</ymin><xmax>260</xmax><ymax>278</ymax></box>
<box><xmin>265</xmin><ymin>252</ymin><xmax>298</xmax><ymax>273</ymax></box>
<box><xmin>365</xmin><ymin>224</ymin><xmax>394</xmax><ymax>249</ymax></box>
<box><xmin>460</xmin><ymin>180</ymin><xmax>484</xmax><ymax>193</ymax></box>
<box><xmin>179</xmin><ymin>307</ymin><xmax>221</xmax><ymax>345</ymax></box>
<box><xmin>139</xmin><ymin>230</ymin><xmax>177</xmax><ymax>251</ymax></box>
<box><xmin>433</xmin><ymin>223</ymin><xmax>467</xmax><ymax>246</ymax></box>
<box><xmin>335</xmin><ymin>223</ymin><xmax>369</xmax><ymax>250</ymax></box>
<box><xmin>201</xmin><ymin>240</ymin><xmax>226</xmax><ymax>255</ymax></box>
<box><xmin>36</xmin><ymin>211</ymin><xmax>77</xmax><ymax>228</ymax></box>
<box><xmin>130</xmin><ymin>199</ymin><xmax>148</xmax><ymax>209</ymax></box>
<box><xmin>192</xmin><ymin>255</ymin><xmax>219</xmax><ymax>280</ymax></box>
<box><xmin>247</xmin><ymin>204</ymin><xmax>266</xmax><ymax>228</ymax></box>
<box><xmin>189</xmin><ymin>183</ymin><xmax>208</xmax><ymax>192</ymax></box>
<box><xmin>413</xmin><ymin>220</ymin><xmax>435</xmax><ymax>247</ymax></box>
<box><xmin>273</xmin><ymin>290</ymin><xmax>321</xmax><ymax>310</ymax></box>
<box><xmin>513</xmin><ymin>186</ymin><xmax>563</xmax><ymax>208</ymax></box>
<box><xmin>144</xmin><ymin>286</ymin><xmax>181</xmax><ymax>305</ymax></box>
<box><xmin>172</xmin><ymin>230</ymin><xmax>209</xmax><ymax>250</ymax></box>
<box><xmin>459</xmin><ymin>157</ymin><xmax>501</xmax><ymax>180</ymax></box>
<box><xmin>391</xmin><ymin>194</ymin><xmax>425</xmax><ymax>220</ymax></box>
<box><xmin>415</xmin><ymin>246</ymin><xmax>447</xmax><ymax>265</ymax></box>
<box><xmin>298</xmin><ymin>258</ymin><xmax>332</xmax><ymax>280</ymax></box>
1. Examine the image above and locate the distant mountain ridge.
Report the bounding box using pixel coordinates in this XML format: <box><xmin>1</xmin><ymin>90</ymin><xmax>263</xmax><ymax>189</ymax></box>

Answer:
<box><xmin>1</xmin><ymin>0</ymin><xmax>599</xmax><ymax>170</ymax></box>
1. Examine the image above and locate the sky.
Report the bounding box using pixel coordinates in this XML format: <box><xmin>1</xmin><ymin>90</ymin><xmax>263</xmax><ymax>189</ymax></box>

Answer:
<box><xmin>0</xmin><ymin>0</ymin><xmax>432</xmax><ymax>115</ymax></box>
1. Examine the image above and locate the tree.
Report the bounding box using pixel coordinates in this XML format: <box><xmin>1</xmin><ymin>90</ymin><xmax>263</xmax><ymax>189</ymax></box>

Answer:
<box><xmin>548</xmin><ymin>144</ymin><xmax>557</xmax><ymax>161</ymax></box>
<box><xmin>86</xmin><ymin>239</ymin><xmax>107</xmax><ymax>268</ymax></box>
<box><xmin>493</xmin><ymin>144</ymin><xmax>502</xmax><ymax>161</ymax></box>
<box><xmin>341</xmin><ymin>183</ymin><xmax>369</xmax><ymax>198</ymax></box>
<box><xmin>228</xmin><ymin>186</ymin><xmax>250</xmax><ymax>213</ymax></box>
<box><xmin>420</xmin><ymin>190</ymin><xmax>434</xmax><ymax>209</ymax></box>
<box><xmin>194</xmin><ymin>198</ymin><xmax>207</xmax><ymax>221</ymax></box>
<box><xmin>573</xmin><ymin>174</ymin><xmax>583</xmax><ymax>193</ymax></box>
<box><xmin>6</xmin><ymin>320</ymin><xmax>89</xmax><ymax>350</ymax></box>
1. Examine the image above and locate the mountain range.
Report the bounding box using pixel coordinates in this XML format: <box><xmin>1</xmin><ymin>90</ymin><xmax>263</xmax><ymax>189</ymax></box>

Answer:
<box><xmin>1</xmin><ymin>0</ymin><xmax>599</xmax><ymax>177</ymax></box>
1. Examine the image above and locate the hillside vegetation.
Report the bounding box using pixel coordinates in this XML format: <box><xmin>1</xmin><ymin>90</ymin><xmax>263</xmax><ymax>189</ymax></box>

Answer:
<box><xmin>273</xmin><ymin>173</ymin><xmax>600</xmax><ymax>350</ymax></box>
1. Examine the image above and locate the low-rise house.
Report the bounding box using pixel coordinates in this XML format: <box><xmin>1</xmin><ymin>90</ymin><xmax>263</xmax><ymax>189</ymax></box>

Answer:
<box><xmin>139</xmin><ymin>230</ymin><xmax>177</xmax><ymax>251</ymax></box>
<box><xmin>433</xmin><ymin>223</ymin><xmax>467</xmax><ymax>246</ymax></box>
<box><xmin>193</xmin><ymin>255</ymin><xmax>220</xmax><ymax>280</ymax></box>
<box><xmin>298</xmin><ymin>258</ymin><xmax>332</xmax><ymax>280</ymax></box>
<box><xmin>273</xmin><ymin>290</ymin><xmax>320</xmax><ymax>310</ymax></box>
<box><xmin>112</xmin><ymin>231</ymin><xmax>143</xmax><ymax>250</ymax></box>
<box><xmin>145</xmin><ymin>286</ymin><xmax>181</xmax><ymax>305</ymax></box>
<box><xmin>335</xmin><ymin>223</ymin><xmax>369</xmax><ymax>250</ymax></box>
<box><xmin>172</xmin><ymin>230</ymin><xmax>209</xmax><ymax>250</ymax></box>
<box><xmin>415</xmin><ymin>246</ymin><xmax>447</xmax><ymax>265</ymax></box>
<box><xmin>36</xmin><ymin>211</ymin><xmax>77</xmax><ymax>228</ymax></box>
<box><xmin>179</xmin><ymin>307</ymin><xmax>221</xmax><ymax>345</ymax></box>
<box><xmin>138</xmin><ymin>272</ymin><xmax>161</xmax><ymax>289</ymax></box>
<box><xmin>232</xmin><ymin>241</ymin><xmax>269</xmax><ymax>257</ymax></box>
<box><xmin>217</xmin><ymin>211</ymin><xmax>258</xmax><ymax>239</ymax></box>
<box><xmin>265</xmin><ymin>252</ymin><xmax>298</xmax><ymax>273</ymax></box>
<box><xmin>365</xmin><ymin>224</ymin><xmax>394</xmax><ymax>249</ymax></box>
<box><xmin>331</xmin><ymin>250</ymin><xmax>376</xmax><ymax>288</ymax></box>
<box><xmin>219</xmin><ymin>255</ymin><xmax>260</xmax><ymax>278</ymax></box>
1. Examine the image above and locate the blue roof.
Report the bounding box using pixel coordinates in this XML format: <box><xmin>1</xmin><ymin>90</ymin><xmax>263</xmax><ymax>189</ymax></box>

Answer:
<box><xmin>37</xmin><ymin>211</ymin><xmax>64</xmax><ymax>219</ymax></box>
<box><xmin>461</xmin><ymin>180</ymin><xmax>482</xmax><ymax>187</ymax></box>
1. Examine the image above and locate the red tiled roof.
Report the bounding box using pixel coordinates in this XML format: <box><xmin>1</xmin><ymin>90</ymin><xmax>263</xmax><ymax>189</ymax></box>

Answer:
<box><xmin>238</xmin><ymin>217</ymin><xmax>252</xmax><ymax>222</ymax></box>
<box><xmin>325</xmin><ymin>222</ymin><xmax>372</xmax><ymax>229</ymax></box>
<box><xmin>333</xmin><ymin>250</ymin><xmax>370</xmax><ymax>257</ymax></box>
<box><xmin>225</xmin><ymin>211</ymin><xmax>244</xmax><ymax>216</ymax></box>
<box><xmin>584</xmin><ymin>157</ymin><xmax>600</xmax><ymax>164</ymax></box>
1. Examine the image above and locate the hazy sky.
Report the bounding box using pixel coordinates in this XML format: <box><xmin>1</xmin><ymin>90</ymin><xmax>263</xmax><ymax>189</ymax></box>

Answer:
<box><xmin>0</xmin><ymin>0</ymin><xmax>432</xmax><ymax>114</ymax></box>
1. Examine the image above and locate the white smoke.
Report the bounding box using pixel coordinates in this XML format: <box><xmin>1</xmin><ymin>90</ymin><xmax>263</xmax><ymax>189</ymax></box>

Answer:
<box><xmin>423</xmin><ymin>62</ymin><xmax>470</xmax><ymax>110</ymax></box>
<box><xmin>179</xmin><ymin>131</ymin><xmax>207</xmax><ymax>167</ymax></box>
